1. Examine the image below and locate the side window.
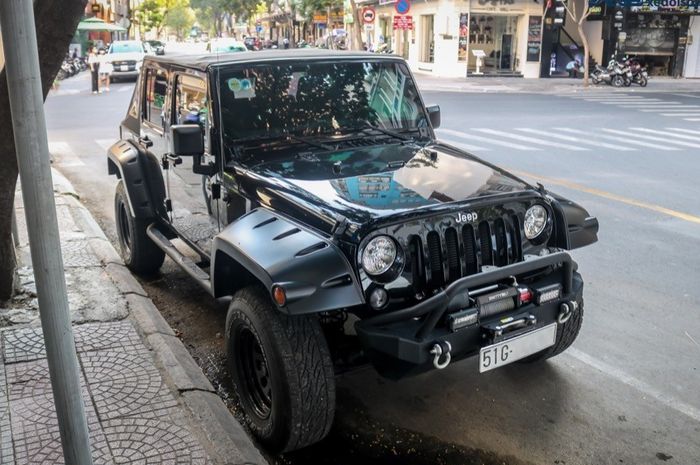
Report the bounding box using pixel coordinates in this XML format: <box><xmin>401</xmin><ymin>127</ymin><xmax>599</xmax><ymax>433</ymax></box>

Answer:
<box><xmin>143</xmin><ymin>67</ymin><xmax>168</xmax><ymax>127</ymax></box>
<box><xmin>174</xmin><ymin>74</ymin><xmax>209</xmax><ymax>147</ymax></box>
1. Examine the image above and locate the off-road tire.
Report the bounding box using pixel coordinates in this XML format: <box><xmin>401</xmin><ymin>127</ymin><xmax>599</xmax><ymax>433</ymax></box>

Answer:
<box><xmin>226</xmin><ymin>287</ymin><xmax>336</xmax><ymax>453</ymax></box>
<box><xmin>114</xmin><ymin>181</ymin><xmax>165</xmax><ymax>275</ymax></box>
<box><xmin>520</xmin><ymin>298</ymin><xmax>584</xmax><ymax>363</ymax></box>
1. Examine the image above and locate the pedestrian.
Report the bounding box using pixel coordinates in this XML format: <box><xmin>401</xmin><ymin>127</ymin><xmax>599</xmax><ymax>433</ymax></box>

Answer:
<box><xmin>98</xmin><ymin>49</ymin><xmax>112</xmax><ymax>92</ymax></box>
<box><xmin>88</xmin><ymin>46</ymin><xmax>100</xmax><ymax>94</ymax></box>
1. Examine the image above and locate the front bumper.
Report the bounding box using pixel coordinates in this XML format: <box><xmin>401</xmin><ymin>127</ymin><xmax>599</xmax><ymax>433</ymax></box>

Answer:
<box><xmin>355</xmin><ymin>252</ymin><xmax>583</xmax><ymax>379</ymax></box>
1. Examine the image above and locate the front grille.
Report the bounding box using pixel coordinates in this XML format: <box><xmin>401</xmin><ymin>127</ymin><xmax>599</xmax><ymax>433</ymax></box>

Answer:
<box><xmin>409</xmin><ymin>214</ymin><xmax>523</xmax><ymax>291</ymax></box>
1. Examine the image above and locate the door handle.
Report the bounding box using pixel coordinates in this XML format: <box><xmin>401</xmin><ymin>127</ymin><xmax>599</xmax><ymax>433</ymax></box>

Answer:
<box><xmin>138</xmin><ymin>135</ymin><xmax>153</xmax><ymax>148</ymax></box>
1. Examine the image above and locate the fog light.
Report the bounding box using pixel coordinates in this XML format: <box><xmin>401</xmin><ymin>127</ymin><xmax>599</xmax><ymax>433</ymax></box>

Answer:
<box><xmin>272</xmin><ymin>285</ymin><xmax>286</xmax><ymax>306</ymax></box>
<box><xmin>369</xmin><ymin>287</ymin><xmax>388</xmax><ymax>310</ymax></box>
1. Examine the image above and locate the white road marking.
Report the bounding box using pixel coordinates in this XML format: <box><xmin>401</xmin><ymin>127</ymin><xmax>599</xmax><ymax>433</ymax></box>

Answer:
<box><xmin>603</xmin><ymin>128</ymin><xmax>700</xmax><ymax>148</ymax></box>
<box><xmin>665</xmin><ymin>127</ymin><xmax>700</xmax><ymax>135</ymax></box>
<box><xmin>583</xmin><ymin>98</ymin><xmax>658</xmax><ymax>102</ymax></box>
<box><xmin>608</xmin><ymin>101</ymin><xmax>682</xmax><ymax>105</ymax></box>
<box><xmin>118</xmin><ymin>86</ymin><xmax>133</xmax><ymax>92</ymax></box>
<box><xmin>436</xmin><ymin>137</ymin><xmax>491</xmax><ymax>152</ymax></box>
<box><xmin>629</xmin><ymin>127</ymin><xmax>700</xmax><ymax>142</ymax></box>
<box><xmin>472</xmin><ymin>128</ymin><xmax>589</xmax><ymax>151</ymax></box>
<box><xmin>517</xmin><ymin>128</ymin><xmax>634</xmax><ymax>151</ymax></box>
<box><xmin>671</xmin><ymin>93</ymin><xmax>700</xmax><ymax>99</ymax></box>
<box><xmin>566</xmin><ymin>348</ymin><xmax>700</xmax><ymax>424</ymax></box>
<box><xmin>660</xmin><ymin>113</ymin><xmax>700</xmax><ymax>117</ymax></box>
<box><xmin>684</xmin><ymin>118</ymin><xmax>700</xmax><ymax>121</ymax></box>
<box><xmin>438</xmin><ymin>128</ymin><xmax>541</xmax><ymax>151</ymax></box>
<box><xmin>95</xmin><ymin>138</ymin><xmax>117</xmax><ymax>151</ymax></box>
<box><xmin>639</xmin><ymin>107</ymin><xmax>700</xmax><ymax>112</ymax></box>
<box><xmin>557</xmin><ymin>128</ymin><xmax>680</xmax><ymax>151</ymax></box>
<box><xmin>48</xmin><ymin>141</ymin><xmax>85</xmax><ymax>167</ymax></box>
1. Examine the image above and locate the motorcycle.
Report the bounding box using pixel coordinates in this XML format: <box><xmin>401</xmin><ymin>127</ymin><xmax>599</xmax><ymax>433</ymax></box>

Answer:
<box><xmin>626</xmin><ymin>57</ymin><xmax>648</xmax><ymax>87</ymax></box>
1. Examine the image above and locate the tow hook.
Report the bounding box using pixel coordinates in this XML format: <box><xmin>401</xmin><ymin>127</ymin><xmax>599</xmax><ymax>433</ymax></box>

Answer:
<box><xmin>430</xmin><ymin>341</ymin><xmax>452</xmax><ymax>370</ymax></box>
<box><xmin>558</xmin><ymin>301</ymin><xmax>577</xmax><ymax>324</ymax></box>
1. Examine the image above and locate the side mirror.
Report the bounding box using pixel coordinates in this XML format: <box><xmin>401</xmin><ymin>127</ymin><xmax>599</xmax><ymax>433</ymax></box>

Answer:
<box><xmin>171</xmin><ymin>124</ymin><xmax>204</xmax><ymax>157</ymax></box>
<box><xmin>426</xmin><ymin>104</ymin><xmax>440</xmax><ymax>129</ymax></box>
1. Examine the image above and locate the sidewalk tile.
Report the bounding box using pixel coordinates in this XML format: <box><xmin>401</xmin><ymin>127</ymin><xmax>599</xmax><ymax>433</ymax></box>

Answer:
<box><xmin>60</xmin><ymin>238</ymin><xmax>103</xmax><ymax>268</ymax></box>
<box><xmin>2</xmin><ymin>329</ymin><xmax>45</xmax><ymax>364</ymax></box>
<box><xmin>74</xmin><ymin>321</ymin><xmax>142</xmax><ymax>353</ymax></box>
<box><xmin>80</xmin><ymin>348</ymin><xmax>178</xmax><ymax>421</ymax></box>
<box><xmin>1</xmin><ymin>363</ymin><xmax>15</xmax><ymax>465</ymax></box>
<box><xmin>102</xmin><ymin>417</ymin><xmax>208</xmax><ymax>465</ymax></box>
<box><xmin>6</xmin><ymin>359</ymin><xmax>114</xmax><ymax>464</ymax></box>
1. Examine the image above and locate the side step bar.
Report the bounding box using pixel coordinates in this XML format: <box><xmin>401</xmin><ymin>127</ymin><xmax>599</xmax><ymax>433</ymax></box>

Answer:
<box><xmin>146</xmin><ymin>224</ymin><xmax>213</xmax><ymax>295</ymax></box>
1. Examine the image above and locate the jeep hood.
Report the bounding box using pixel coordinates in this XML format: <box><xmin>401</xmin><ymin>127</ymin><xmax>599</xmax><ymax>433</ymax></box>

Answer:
<box><xmin>240</xmin><ymin>142</ymin><xmax>533</xmax><ymax>231</ymax></box>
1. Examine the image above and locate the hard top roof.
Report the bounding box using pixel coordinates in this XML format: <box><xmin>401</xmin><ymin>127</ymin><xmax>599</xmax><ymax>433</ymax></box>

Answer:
<box><xmin>145</xmin><ymin>49</ymin><xmax>401</xmax><ymax>72</ymax></box>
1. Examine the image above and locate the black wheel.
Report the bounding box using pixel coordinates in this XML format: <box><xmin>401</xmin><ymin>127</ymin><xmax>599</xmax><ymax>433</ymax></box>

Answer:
<box><xmin>612</xmin><ymin>75</ymin><xmax>624</xmax><ymax>87</ymax></box>
<box><xmin>226</xmin><ymin>287</ymin><xmax>336</xmax><ymax>453</ymax></box>
<box><xmin>520</xmin><ymin>298</ymin><xmax>584</xmax><ymax>363</ymax></box>
<box><xmin>114</xmin><ymin>180</ymin><xmax>165</xmax><ymax>274</ymax></box>
<box><xmin>639</xmin><ymin>76</ymin><xmax>648</xmax><ymax>87</ymax></box>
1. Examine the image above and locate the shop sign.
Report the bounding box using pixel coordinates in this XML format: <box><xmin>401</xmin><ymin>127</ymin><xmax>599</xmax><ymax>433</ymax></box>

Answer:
<box><xmin>477</xmin><ymin>0</ymin><xmax>515</xmax><ymax>5</ymax></box>
<box><xmin>378</xmin><ymin>0</ymin><xmax>396</xmax><ymax>5</ymax></box>
<box><xmin>393</xmin><ymin>15</ymin><xmax>413</xmax><ymax>29</ymax></box>
<box><xmin>395</xmin><ymin>0</ymin><xmax>411</xmax><ymax>15</ymax></box>
<box><xmin>313</xmin><ymin>12</ymin><xmax>327</xmax><ymax>23</ymax></box>
<box><xmin>330</xmin><ymin>10</ymin><xmax>345</xmax><ymax>22</ymax></box>
<box><xmin>526</xmin><ymin>15</ymin><xmax>543</xmax><ymax>62</ymax></box>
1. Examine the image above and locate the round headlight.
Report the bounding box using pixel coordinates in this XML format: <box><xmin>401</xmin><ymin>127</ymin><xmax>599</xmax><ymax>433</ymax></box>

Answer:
<box><xmin>361</xmin><ymin>236</ymin><xmax>397</xmax><ymax>276</ymax></box>
<box><xmin>524</xmin><ymin>205</ymin><xmax>548</xmax><ymax>240</ymax></box>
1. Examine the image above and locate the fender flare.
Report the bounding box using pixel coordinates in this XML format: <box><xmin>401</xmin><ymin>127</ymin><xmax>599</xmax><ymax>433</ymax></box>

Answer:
<box><xmin>107</xmin><ymin>140</ymin><xmax>166</xmax><ymax>219</ymax></box>
<box><xmin>211</xmin><ymin>209</ymin><xmax>365</xmax><ymax>315</ymax></box>
<box><xmin>550</xmin><ymin>194</ymin><xmax>599</xmax><ymax>250</ymax></box>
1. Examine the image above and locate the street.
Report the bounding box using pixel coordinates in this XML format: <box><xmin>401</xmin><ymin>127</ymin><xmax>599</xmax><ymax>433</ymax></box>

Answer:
<box><xmin>46</xmin><ymin>71</ymin><xmax>700</xmax><ymax>465</ymax></box>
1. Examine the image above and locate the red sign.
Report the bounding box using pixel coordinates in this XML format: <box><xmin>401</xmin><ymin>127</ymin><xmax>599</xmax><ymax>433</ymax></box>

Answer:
<box><xmin>362</xmin><ymin>7</ymin><xmax>376</xmax><ymax>24</ymax></box>
<box><xmin>392</xmin><ymin>15</ymin><xmax>413</xmax><ymax>30</ymax></box>
<box><xmin>395</xmin><ymin>0</ymin><xmax>411</xmax><ymax>15</ymax></box>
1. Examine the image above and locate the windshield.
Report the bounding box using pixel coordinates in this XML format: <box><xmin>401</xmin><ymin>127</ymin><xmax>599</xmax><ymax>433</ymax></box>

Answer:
<box><xmin>211</xmin><ymin>41</ymin><xmax>247</xmax><ymax>53</ymax></box>
<box><xmin>109</xmin><ymin>42</ymin><xmax>143</xmax><ymax>54</ymax></box>
<box><xmin>217</xmin><ymin>60</ymin><xmax>428</xmax><ymax>146</ymax></box>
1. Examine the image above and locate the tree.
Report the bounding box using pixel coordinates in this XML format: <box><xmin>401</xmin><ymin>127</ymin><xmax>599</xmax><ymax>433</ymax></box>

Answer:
<box><xmin>0</xmin><ymin>0</ymin><xmax>88</xmax><ymax>302</ymax></box>
<box><xmin>164</xmin><ymin>0</ymin><xmax>196</xmax><ymax>39</ymax></box>
<box><xmin>557</xmin><ymin>0</ymin><xmax>594</xmax><ymax>87</ymax></box>
<box><xmin>136</xmin><ymin>0</ymin><xmax>167</xmax><ymax>37</ymax></box>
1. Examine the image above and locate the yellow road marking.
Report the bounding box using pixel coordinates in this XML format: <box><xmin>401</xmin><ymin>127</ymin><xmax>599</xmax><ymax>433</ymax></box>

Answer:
<box><xmin>510</xmin><ymin>169</ymin><xmax>700</xmax><ymax>225</ymax></box>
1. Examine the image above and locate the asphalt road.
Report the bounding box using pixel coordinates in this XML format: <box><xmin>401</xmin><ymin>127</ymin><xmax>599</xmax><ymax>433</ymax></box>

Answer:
<box><xmin>45</xmin><ymin>70</ymin><xmax>700</xmax><ymax>465</ymax></box>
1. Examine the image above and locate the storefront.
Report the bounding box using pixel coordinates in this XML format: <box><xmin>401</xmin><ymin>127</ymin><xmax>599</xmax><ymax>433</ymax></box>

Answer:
<box><xmin>602</xmin><ymin>1</ymin><xmax>699</xmax><ymax>77</ymax></box>
<box><xmin>368</xmin><ymin>0</ymin><xmax>544</xmax><ymax>78</ymax></box>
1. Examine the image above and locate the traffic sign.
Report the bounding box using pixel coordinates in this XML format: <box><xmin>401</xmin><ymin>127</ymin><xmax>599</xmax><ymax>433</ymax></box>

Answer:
<box><xmin>395</xmin><ymin>0</ymin><xmax>410</xmax><ymax>15</ymax></box>
<box><xmin>362</xmin><ymin>7</ymin><xmax>376</xmax><ymax>24</ymax></box>
<box><xmin>392</xmin><ymin>15</ymin><xmax>413</xmax><ymax>29</ymax></box>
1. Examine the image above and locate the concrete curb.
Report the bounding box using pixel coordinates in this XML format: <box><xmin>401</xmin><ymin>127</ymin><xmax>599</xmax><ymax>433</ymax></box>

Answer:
<box><xmin>55</xmin><ymin>171</ymin><xmax>268</xmax><ymax>465</ymax></box>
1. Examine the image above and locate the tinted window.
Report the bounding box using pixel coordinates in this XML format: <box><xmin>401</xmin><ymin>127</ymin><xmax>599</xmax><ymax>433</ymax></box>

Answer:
<box><xmin>143</xmin><ymin>68</ymin><xmax>168</xmax><ymax>127</ymax></box>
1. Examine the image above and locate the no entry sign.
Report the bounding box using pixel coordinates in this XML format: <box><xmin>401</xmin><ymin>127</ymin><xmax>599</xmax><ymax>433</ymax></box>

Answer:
<box><xmin>395</xmin><ymin>0</ymin><xmax>411</xmax><ymax>15</ymax></box>
<box><xmin>362</xmin><ymin>7</ymin><xmax>376</xmax><ymax>24</ymax></box>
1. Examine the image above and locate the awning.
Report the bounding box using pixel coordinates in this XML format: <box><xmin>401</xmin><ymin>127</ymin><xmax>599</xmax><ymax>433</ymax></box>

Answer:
<box><xmin>76</xmin><ymin>17</ymin><xmax>127</xmax><ymax>32</ymax></box>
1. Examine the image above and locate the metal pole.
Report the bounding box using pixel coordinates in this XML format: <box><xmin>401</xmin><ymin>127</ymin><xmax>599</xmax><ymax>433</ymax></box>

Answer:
<box><xmin>0</xmin><ymin>1</ymin><xmax>93</xmax><ymax>464</ymax></box>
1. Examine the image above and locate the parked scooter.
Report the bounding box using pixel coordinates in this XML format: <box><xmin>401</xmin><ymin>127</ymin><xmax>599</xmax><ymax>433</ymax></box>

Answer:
<box><xmin>626</xmin><ymin>57</ymin><xmax>648</xmax><ymax>87</ymax></box>
<box><xmin>591</xmin><ymin>59</ymin><xmax>626</xmax><ymax>87</ymax></box>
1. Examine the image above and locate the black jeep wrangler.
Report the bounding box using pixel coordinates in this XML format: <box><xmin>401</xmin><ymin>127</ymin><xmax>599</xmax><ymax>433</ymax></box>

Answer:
<box><xmin>108</xmin><ymin>50</ymin><xmax>598</xmax><ymax>453</ymax></box>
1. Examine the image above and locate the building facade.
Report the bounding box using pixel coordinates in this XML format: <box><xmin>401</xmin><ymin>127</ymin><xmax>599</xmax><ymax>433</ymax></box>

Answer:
<box><xmin>363</xmin><ymin>0</ymin><xmax>546</xmax><ymax>78</ymax></box>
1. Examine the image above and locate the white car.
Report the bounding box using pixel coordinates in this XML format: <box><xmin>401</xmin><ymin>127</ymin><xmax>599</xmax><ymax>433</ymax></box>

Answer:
<box><xmin>206</xmin><ymin>38</ymin><xmax>248</xmax><ymax>53</ymax></box>
<box><xmin>107</xmin><ymin>40</ymin><xmax>147</xmax><ymax>81</ymax></box>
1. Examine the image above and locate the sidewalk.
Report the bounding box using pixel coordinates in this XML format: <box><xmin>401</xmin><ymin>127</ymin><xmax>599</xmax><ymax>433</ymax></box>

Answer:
<box><xmin>0</xmin><ymin>170</ymin><xmax>267</xmax><ymax>465</ymax></box>
<box><xmin>414</xmin><ymin>71</ymin><xmax>700</xmax><ymax>94</ymax></box>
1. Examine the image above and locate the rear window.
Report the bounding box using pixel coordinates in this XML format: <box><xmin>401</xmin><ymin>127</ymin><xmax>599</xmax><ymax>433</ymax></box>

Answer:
<box><xmin>110</xmin><ymin>42</ymin><xmax>143</xmax><ymax>53</ymax></box>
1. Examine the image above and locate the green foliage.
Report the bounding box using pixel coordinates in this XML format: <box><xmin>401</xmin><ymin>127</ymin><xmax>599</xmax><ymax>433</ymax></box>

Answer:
<box><xmin>136</xmin><ymin>0</ymin><xmax>166</xmax><ymax>33</ymax></box>
<box><xmin>164</xmin><ymin>0</ymin><xmax>196</xmax><ymax>39</ymax></box>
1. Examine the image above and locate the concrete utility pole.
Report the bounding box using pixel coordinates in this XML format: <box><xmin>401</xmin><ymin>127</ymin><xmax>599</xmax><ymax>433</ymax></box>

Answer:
<box><xmin>0</xmin><ymin>1</ymin><xmax>94</xmax><ymax>464</ymax></box>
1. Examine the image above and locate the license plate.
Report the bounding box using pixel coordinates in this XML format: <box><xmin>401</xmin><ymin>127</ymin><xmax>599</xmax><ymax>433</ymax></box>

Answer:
<box><xmin>479</xmin><ymin>323</ymin><xmax>557</xmax><ymax>373</ymax></box>
<box><xmin>120</xmin><ymin>65</ymin><xmax>129</xmax><ymax>72</ymax></box>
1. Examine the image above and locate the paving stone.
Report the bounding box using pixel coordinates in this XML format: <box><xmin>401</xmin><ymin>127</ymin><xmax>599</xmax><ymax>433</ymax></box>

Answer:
<box><xmin>102</xmin><ymin>417</ymin><xmax>209</xmax><ymax>465</ymax></box>
<box><xmin>2</xmin><ymin>328</ymin><xmax>45</xmax><ymax>364</ymax></box>
<box><xmin>61</xmin><ymin>238</ymin><xmax>103</xmax><ymax>268</ymax></box>
<box><xmin>0</xmin><ymin>362</ymin><xmax>15</xmax><ymax>465</ymax></box>
<box><xmin>74</xmin><ymin>321</ymin><xmax>142</xmax><ymax>353</ymax></box>
<box><xmin>80</xmin><ymin>349</ymin><xmax>178</xmax><ymax>421</ymax></box>
<box><xmin>6</xmin><ymin>359</ymin><xmax>114</xmax><ymax>464</ymax></box>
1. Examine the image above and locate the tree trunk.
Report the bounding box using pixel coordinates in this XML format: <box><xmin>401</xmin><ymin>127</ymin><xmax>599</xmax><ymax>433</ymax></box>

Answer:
<box><xmin>351</xmin><ymin>0</ymin><xmax>363</xmax><ymax>51</ymax></box>
<box><xmin>0</xmin><ymin>0</ymin><xmax>88</xmax><ymax>302</ymax></box>
<box><xmin>578</xmin><ymin>17</ymin><xmax>590</xmax><ymax>88</ymax></box>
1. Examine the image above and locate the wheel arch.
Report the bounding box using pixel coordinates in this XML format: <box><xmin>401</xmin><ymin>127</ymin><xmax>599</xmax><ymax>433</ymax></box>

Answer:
<box><xmin>211</xmin><ymin>209</ymin><xmax>365</xmax><ymax>315</ymax></box>
<box><xmin>106</xmin><ymin>140</ymin><xmax>166</xmax><ymax>219</ymax></box>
